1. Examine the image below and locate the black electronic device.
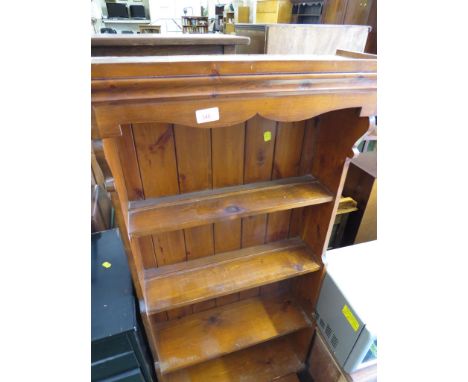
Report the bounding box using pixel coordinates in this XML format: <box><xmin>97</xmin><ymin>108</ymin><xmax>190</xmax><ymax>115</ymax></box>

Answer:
<box><xmin>91</xmin><ymin>229</ymin><xmax>156</xmax><ymax>382</ymax></box>
<box><xmin>130</xmin><ymin>5</ymin><xmax>146</xmax><ymax>19</ymax></box>
<box><xmin>106</xmin><ymin>2</ymin><xmax>129</xmax><ymax>18</ymax></box>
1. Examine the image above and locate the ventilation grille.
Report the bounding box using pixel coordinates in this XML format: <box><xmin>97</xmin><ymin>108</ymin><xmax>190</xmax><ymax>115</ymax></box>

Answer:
<box><xmin>331</xmin><ymin>334</ymin><xmax>339</xmax><ymax>349</ymax></box>
<box><xmin>325</xmin><ymin>324</ymin><xmax>332</xmax><ymax>338</ymax></box>
<box><xmin>319</xmin><ymin>318</ymin><xmax>326</xmax><ymax>330</ymax></box>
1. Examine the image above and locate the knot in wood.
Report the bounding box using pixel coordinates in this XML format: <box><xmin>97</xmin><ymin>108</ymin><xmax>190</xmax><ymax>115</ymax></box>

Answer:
<box><xmin>225</xmin><ymin>205</ymin><xmax>241</xmax><ymax>213</ymax></box>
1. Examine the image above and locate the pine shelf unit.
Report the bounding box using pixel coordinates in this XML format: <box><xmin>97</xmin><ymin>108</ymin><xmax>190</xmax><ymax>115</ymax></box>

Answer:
<box><xmin>91</xmin><ymin>52</ymin><xmax>377</xmax><ymax>382</ymax></box>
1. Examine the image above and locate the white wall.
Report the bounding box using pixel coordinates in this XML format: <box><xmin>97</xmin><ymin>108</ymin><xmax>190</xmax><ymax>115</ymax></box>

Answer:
<box><xmin>93</xmin><ymin>0</ymin><xmax>258</xmax><ymax>34</ymax></box>
<box><xmin>148</xmin><ymin>0</ymin><xmax>205</xmax><ymax>33</ymax></box>
<box><xmin>91</xmin><ymin>0</ymin><xmax>103</xmax><ymax>33</ymax></box>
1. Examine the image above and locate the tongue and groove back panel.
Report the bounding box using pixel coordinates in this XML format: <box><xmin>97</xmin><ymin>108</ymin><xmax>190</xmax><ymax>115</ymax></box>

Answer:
<box><xmin>117</xmin><ymin>117</ymin><xmax>316</xmax><ymax>318</ymax></box>
<box><xmin>92</xmin><ymin>54</ymin><xmax>377</xmax><ymax>381</ymax></box>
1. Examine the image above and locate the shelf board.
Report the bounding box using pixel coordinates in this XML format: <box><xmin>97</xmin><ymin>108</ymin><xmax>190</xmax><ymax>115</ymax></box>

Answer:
<box><xmin>163</xmin><ymin>334</ymin><xmax>305</xmax><ymax>382</ymax></box>
<box><xmin>153</xmin><ymin>293</ymin><xmax>312</xmax><ymax>374</ymax></box>
<box><xmin>128</xmin><ymin>175</ymin><xmax>332</xmax><ymax>237</ymax></box>
<box><xmin>144</xmin><ymin>237</ymin><xmax>320</xmax><ymax>314</ymax></box>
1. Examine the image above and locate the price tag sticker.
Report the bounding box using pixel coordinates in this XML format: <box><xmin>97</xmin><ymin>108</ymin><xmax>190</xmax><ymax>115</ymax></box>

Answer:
<box><xmin>195</xmin><ymin>107</ymin><xmax>220</xmax><ymax>124</ymax></box>
<box><xmin>264</xmin><ymin>131</ymin><xmax>272</xmax><ymax>142</ymax></box>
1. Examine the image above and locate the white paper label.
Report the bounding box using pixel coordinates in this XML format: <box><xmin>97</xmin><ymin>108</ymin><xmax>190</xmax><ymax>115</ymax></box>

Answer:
<box><xmin>195</xmin><ymin>107</ymin><xmax>220</xmax><ymax>124</ymax></box>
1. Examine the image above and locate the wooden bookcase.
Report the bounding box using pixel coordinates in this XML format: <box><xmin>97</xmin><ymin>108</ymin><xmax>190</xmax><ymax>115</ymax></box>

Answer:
<box><xmin>91</xmin><ymin>53</ymin><xmax>376</xmax><ymax>381</ymax></box>
<box><xmin>182</xmin><ymin>16</ymin><xmax>208</xmax><ymax>34</ymax></box>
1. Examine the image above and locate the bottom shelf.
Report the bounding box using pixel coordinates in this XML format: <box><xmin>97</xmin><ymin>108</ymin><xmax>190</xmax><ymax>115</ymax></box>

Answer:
<box><xmin>154</xmin><ymin>293</ymin><xmax>312</xmax><ymax>374</ymax></box>
<box><xmin>162</xmin><ymin>334</ymin><xmax>307</xmax><ymax>382</ymax></box>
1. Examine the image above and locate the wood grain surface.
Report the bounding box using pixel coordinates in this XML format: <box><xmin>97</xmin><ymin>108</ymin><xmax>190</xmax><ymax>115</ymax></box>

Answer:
<box><xmin>154</xmin><ymin>293</ymin><xmax>311</xmax><ymax>374</ymax></box>
<box><xmin>145</xmin><ymin>238</ymin><xmax>320</xmax><ymax>314</ymax></box>
<box><xmin>128</xmin><ymin>175</ymin><xmax>333</xmax><ymax>237</ymax></box>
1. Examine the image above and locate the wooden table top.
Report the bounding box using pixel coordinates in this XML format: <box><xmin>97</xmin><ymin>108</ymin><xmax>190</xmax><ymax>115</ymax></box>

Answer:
<box><xmin>91</xmin><ymin>34</ymin><xmax>251</xmax><ymax>47</ymax></box>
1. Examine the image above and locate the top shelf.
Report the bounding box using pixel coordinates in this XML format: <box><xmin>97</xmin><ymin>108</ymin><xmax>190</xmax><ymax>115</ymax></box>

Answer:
<box><xmin>91</xmin><ymin>53</ymin><xmax>377</xmax><ymax>80</ymax></box>
<box><xmin>128</xmin><ymin>175</ymin><xmax>333</xmax><ymax>237</ymax></box>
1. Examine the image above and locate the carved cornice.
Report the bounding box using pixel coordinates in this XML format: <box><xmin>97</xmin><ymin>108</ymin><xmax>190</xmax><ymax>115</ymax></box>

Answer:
<box><xmin>92</xmin><ymin>73</ymin><xmax>376</xmax><ymax>104</ymax></box>
<box><xmin>91</xmin><ymin>57</ymin><xmax>377</xmax><ymax>138</ymax></box>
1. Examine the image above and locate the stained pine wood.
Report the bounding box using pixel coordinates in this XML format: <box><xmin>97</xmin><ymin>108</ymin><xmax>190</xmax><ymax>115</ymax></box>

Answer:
<box><xmin>173</xmin><ymin>126</ymin><xmax>214</xmax><ymax>260</ymax></box>
<box><xmin>132</xmin><ymin>123</ymin><xmax>187</xmax><ymax>268</ymax></box>
<box><xmin>262</xmin><ymin>121</ymin><xmax>307</xmax><ymax>294</ymax></box>
<box><xmin>294</xmin><ymin>110</ymin><xmax>374</xmax><ymax>313</ymax></box>
<box><xmin>336</xmin><ymin>196</ymin><xmax>358</xmax><ymax>215</ymax></box>
<box><xmin>144</xmin><ymin>238</ymin><xmax>320</xmax><ymax>314</ymax></box>
<box><xmin>132</xmin><ymin>122</ymin><xmax>187</xmax><ymax>320</ymax></box>
<box><xmin>92</xmin><ymin>55</ymin><xmax>377</xmax><ymax>381</ymax></box>
<box><xmin>91</xmin><ymin>55</ymin><xmax>376</xmax><ymax>80</ymax></box>
<box><xmin>101</xmin><ymin>138</ymin><xmax>143</xmax><ymax>293</ymax></box>
<box><xmin>243</xmin><ymin>116</ymin><xmax>277</xmax><ymax>183</ymax></box>
<box><xmin>128</xmin><ymin>176</ymin><xmax>333</xmax><ymax>237</ymax></box>
<box><xmin>290</xmin><ymin>118</ymin><xmax>317</xmax><ymax>238</ymax></box>
<box><xmin>163</xmin><ymin>334</ymin><xmax>306</xmax><ymax>382</ymax></box>
<box><xmin>336</xmin><ymin>49</ymin><xmax>377</xmax><ymax>59</ymax></box>
<box><xmin>112</xmin><ymin>126</ymin><xmax>159</xmax><ymax>270</ymax></box>
<box><xmin>133</xmin><ymin>123</ymin><xmax>179</xmax><ymax>198</ymax></box>
<box><xmin>212</xmin><ymin>123</ymin><xmax>245</xmax><ymax>255</ymax></box>
<box><xmin>173</xmin><ymin>125</ymin><xmax>214</xmax><ymax>315</ymax></box>
<box><xmin>240</xmin><ymin>115</ymin><xmax>278</xmax><ymax>298</ymax></box>
<box><xmin>153</xmin><ymin>293</ymin><xmax>311</xmax><ymax>374</ymax></box>
<box><xmin>212</xmin><ymin>123</ymin><xmax>245</xmax><ymax>306</ymax></box>
<box><xmin>266</xmin><ymin>121</ymin><xmax>306</xmax><ymax>244</ymax></box>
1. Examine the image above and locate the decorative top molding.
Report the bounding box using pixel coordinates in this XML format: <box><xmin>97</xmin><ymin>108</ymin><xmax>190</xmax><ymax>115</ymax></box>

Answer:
<box><xmin>91</xmin><ymin>55</ymin><xmax>377</xmax><ymax>138</ymax></box>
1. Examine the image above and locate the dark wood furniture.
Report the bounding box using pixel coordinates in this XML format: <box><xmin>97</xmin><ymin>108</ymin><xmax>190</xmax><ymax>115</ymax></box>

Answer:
<box><xmin>92</xmin><ymin>229</ymin><xmax>155</xmax><ymax>382</ymax></box>
<box><xmin>91</xmin><ymin>34</ymin><xmax>250</xmax><ymax>56</ymax></box>
<box><xmin>91</xmin><ymin>53</ymin><xmax>376</xmax><ymax>381</ymax></box>
<box><xmin>342</xmin><ymin>150</ymin><xmax>377</xmax><ymax>245</ymax></box>
<box><xmin>321</xmin><ymin>0</ymin><xmax>377</xmax><ymax>54</ymax></box>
